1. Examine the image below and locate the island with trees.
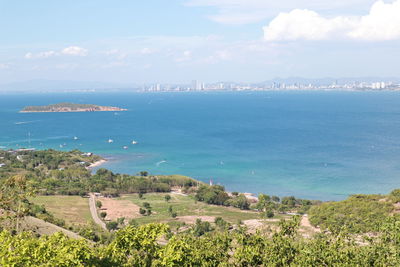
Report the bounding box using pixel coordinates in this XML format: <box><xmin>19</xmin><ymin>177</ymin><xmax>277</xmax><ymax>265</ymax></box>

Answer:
<box><xmin>20</xmin><ymin>102</ymin><xmax>127</xmax><ymax>113</ymax></box>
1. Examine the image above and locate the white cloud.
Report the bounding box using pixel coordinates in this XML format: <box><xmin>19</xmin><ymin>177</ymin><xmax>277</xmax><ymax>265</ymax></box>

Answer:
<box><xmin>0</xmin><ymin>63</ymin><xmax>9</xmax><ymax>69</ymax></box>
<box><xmin>61</xmin><ymin>46</ymin><xmax>88</xmax><ymax>56</ymax></box>
<box><xmin>25</xmin><ymin>50</ymin><xmax>57</xmax><ymax>59</ymax></box>
<box><xmin>104</xmin><ymin>49</ymin><xmax>119</xmax><ymax>55</ymax></box>
<box><xmin>186</xmin><ymin>0</ymin><xmax>375</xmax><ymax>24</ymax></box>
<box><xmin>101</xmin><ymin>61</ymin><xmax>129</xmax><ymax>69</ymax></box>
<box><xmin>175</xmin><ymin>50</ymin><xmax>193</xmax><ymax>62</ymax></box>
<box><xmin>25</xmin><ymin>46</ymin><xmax>88</xmax><ymax>59</ymax></box>
<box><xmin>140</xmin><ymin>47</ymin><xmax>154</xmax><ymax>55</ymax></box>
<box><xmin>263</xmin><ymin>0</ymin><xmax>400</xmax><ymax>41</ymax></box>
<box><xmin>348</xmin><ymin>0</ymin><xmax>400</xmax><ymax>40</ymax></box>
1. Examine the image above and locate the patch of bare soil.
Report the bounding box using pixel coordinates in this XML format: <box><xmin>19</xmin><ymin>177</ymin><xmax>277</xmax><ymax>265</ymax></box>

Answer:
<box><xmin>242</xmin><ymin>219</ymin><xmax>279</xmax><ymax>233</ymax></box>
<box><xmin>98</xmin><ymin>197</ymin><xmax>140</xmax><ymax>221</ymax></box>
<box><xmin>299</xmin><ymin>215</ymin><xmax>321</xmax><ymax>238</ymax></box>
<box><xmin>176</xmin><ymin>215</ymin><xmax>215</xmax><ymax>224</ymax></box>
<box><xmin>392</xmin><ymin>202</ymin><xmax>400</xmax><ymax>214</ymax></box>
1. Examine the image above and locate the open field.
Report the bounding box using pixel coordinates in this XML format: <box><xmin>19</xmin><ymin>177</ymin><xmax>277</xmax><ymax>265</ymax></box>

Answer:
<box><xmin>96</xmin><ymin>196</ymin><xmax>140</xmax><ymax>221</ymax></box>
<box><xmin>30</xmin><ymin>194</ymin><xmax>298</xmax><ymax>233</ymax></box>
<box><xmin>120</xmin><ymin>193</ymin><xmax>288</xmax><ymax>226</ymax></box>
<box><xmin>31</xmin><ymin>195</ymin><xmax>93</xmax><ymax>226</ymax></box>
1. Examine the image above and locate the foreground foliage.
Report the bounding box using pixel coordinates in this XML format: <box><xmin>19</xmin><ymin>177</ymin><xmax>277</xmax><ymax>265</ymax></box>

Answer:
<box><xmin>2</xmin><ymin>216</ymin><xmax>400</xmax><ymax>266</ymax></box>
<box><xmin>309</xmin><ymin>193</ymin><xmax>395</xmax><ymax>233</ymax></box>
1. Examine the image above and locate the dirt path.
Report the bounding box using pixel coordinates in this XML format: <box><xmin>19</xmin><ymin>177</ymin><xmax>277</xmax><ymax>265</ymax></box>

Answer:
<box><xmin>89</xmin><ymin>193</ymin><xmax>107</xmax><ymax>230</ymax></box>
<box><xmin>299</xmin><ymin>215</ymin><xmax>320</xmax><ymax>237</ymax></box>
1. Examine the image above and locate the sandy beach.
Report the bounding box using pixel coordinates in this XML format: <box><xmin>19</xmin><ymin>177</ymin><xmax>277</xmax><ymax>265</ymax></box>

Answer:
<box><xmin>87</xmin><ymin>159</ymin><xmax>107</xmax><ymax>169</ymax></box>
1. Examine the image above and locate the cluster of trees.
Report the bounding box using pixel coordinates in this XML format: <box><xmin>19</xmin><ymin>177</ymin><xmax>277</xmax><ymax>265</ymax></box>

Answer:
<box><xmin>195</xmin><ymin>185</ymin><xmax>317</xmax><ymax>215</ymax></box>
<box><xmin>0</xmin><ymin>150</ymin><xmax>198</xmax><ymax>197</ymax></box>
<box><xmin>2</xmin><ymin>216</ymin><xmax>400</xmax><ymax>266</ymax></box>
<box><xmin>195</xmin><ymin>185</ymin><xmax>251</xmax><ymax>210</ymax></box>
<box><xmin>21</xmin><ymin>102</ymin><xmax>107</xmax><ymax>112</ymax></box>
<box><xmin>140</xmin><ymin>202</ymin><xmax>152</xmax><ymax>216</ymax></box>
<box><xmin>0</xmin><ymin>149</ymin><xmax>101</xmax><ymax>172</ymax></box>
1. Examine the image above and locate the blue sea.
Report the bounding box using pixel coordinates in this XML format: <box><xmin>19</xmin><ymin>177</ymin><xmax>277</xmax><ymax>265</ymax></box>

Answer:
<box><xmin>1</xmin><ymin>91</ymin><xmax>400</xmax><ymax>200</ymax></box>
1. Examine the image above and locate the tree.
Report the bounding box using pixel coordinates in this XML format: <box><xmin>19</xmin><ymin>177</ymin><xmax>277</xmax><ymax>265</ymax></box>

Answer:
<box><xmin>95</xmin><ymin>200</ymin><xmax>102</xmax><ymax>208</ymax></box>
<box><xmin>230</xmin><ymin>194</ymin><xmax>250</xmax><ymax>210</ymax></box>
<box><xmin>143</xmin><ymin>202</ymin><xmax>151</xmax><ymax>209</ymax></box>
<box><xmin>215</xmin><ymin>217</ymin><xmax>229</xmax><ymax>230</ymax></box>
<box><xmin>265</xmin><ymin>209</ymin><xmax>275</xmax><ymax>218</ymax></box>
<box><xmin>139</xmin><ymin>171</ymin><xmax>149</xmax><ymax>177</ymax></box>
<box><xmin>106</xmin><ymin>221</ymin><xmax>118</xmax><ymax>231</ymax></box>
<box><xmin>272</xmin><ymin>195</ymin><xmax>280</xmax><ymax>202</ymax></box>
<box><xmin>164</xmin><ymin>195</ymin><xmax>171</xmax><ymax>202</ymax></box>
<box><xmin>100</xmin><ymin>212</ymin><xmax>107</xmax><ymax>219</ymax></box>
<box><xmin>0</xmin><ymin>175</ymin><xmax>36</xmax><ymax>231</ymax></box>
<box><xmin>139</xmin><ymin>208</ymin><xmax>146</xmax><ymax>215</ymax></box>
<box><xmin>192</xmin><ymin>219</ymin><xmax>212</xmax><ymax>236</ymax></box>
<box><xmin>282</xmin><ymin>196</ymin><xmax>297</xmax><ymax>208</ymax></box>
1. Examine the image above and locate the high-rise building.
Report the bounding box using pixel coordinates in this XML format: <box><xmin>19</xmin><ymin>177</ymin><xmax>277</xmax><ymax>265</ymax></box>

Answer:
<box><xmin>191</xmin><ymin>80</ymin><xmax>203</xmax><ymax>90</ymax></box>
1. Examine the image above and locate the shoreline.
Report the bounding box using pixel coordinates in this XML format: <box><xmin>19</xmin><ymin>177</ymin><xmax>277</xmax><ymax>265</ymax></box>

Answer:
<box><xmin>87</xmin><ymin>159</ymin><xmax>107</xmax><ymax>169</ymax></box>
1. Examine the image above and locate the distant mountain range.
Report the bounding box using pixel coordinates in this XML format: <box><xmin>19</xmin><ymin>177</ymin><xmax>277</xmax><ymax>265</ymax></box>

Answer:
<box><xmin>259</xmin><ymin>77</ymin><xmax>400</xmax><ymax>86</ymax></box>
<box><xmin>0</xmin><ymin>80</ymin><xmax>139</xmax><ymax>93</ymax></box>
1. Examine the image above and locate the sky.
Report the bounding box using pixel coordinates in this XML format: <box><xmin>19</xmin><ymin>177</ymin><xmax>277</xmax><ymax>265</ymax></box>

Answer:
<box><xmin>0</xmin><ymin>0</ymin><xmax>399</xmax><ymax>85</ymax></box>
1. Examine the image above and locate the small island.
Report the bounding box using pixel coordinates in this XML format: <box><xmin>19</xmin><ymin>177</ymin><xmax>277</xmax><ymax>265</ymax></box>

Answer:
<box><xmin>20</xmin><ymin>102</ymin><xmax>127</xmax><ymax>113</ymax></box>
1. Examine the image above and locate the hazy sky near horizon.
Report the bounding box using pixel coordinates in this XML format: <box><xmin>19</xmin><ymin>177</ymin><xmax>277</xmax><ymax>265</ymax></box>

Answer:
<box><xmin>0</xmin><ymin>0</ymin><xmax>399</xmax><ymax>84</ymax></box>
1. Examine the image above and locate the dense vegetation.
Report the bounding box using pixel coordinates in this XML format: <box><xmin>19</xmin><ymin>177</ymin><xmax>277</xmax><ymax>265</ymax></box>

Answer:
<box><xmin>0</xmin><ymin>149</ymin><xmax>198</xmax><ymax>196</ymax></box>
<box><xmin>309</xmin><ymin>193</ymin><xmax>395</xmax><ymax>233</ymax></box>
<box><xmin>195</xmin><ymin>184</ymin><xmax>318</xmax><ymax>215</ymax></box>
<box><xmin>2</xmin><ymin>216</ymin><xmax>400</xmax><ymax>266</ymax></box>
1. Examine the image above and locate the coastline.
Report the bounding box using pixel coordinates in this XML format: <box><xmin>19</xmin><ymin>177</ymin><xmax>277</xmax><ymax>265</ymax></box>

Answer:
<box><xmin>87</xmin><ymin>159</ymin><xmax>107</xmax><ymax>169</ymax></box>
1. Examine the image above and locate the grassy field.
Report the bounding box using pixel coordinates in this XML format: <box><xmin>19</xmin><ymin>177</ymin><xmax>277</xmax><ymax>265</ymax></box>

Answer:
<box><xmin>31</xmin><ymin>195</ymin><xmax>93</xmax><ymax>226</ymax></box>
<box><xmin>121</xmin><ymin>193</ymin><xmax>284</xmax><ymax>226</ymax></box>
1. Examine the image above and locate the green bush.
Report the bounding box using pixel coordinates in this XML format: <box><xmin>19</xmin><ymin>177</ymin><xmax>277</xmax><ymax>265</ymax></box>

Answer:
<box><xmin>309</xmin><ymin>194</ymin><xmax>393</xmax><ymax>233</ymax></box>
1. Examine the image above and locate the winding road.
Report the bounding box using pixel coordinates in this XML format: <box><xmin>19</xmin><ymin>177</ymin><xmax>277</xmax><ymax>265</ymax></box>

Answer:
<box><xmin>89</xmin><ymin>193</ymin><xmax>107</xmax><ymax>230</ymax></box>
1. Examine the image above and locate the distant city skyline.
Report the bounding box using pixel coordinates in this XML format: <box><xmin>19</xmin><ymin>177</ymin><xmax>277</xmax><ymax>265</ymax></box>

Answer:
<box><xmin>1</xmin><ymin>0</ymin><xmax>400</xmax><ymax>86</ymax></box>
<box><xmin>1</xmin><ymin>76</ymin><xmax>399</xmax><ymax>93</ymax></box>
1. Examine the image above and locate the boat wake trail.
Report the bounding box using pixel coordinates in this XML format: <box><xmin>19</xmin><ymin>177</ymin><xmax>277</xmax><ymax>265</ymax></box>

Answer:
<box><xmin>156</xmin><ymin>160</ymin><xmax>167</xmax><ymax>167</ymax></box>
<box><xmin>14</xmin><ymin>120</ymin><xmax>41</xmax><ymax>125</ymax></box>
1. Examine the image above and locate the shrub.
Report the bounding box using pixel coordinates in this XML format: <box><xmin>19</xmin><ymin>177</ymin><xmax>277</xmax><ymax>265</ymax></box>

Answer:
<box><xmin>95</xmin><ymin>200</ymin><xmax>102</xmax><ymax>208</ymax></box>
<box><xmin>100</xmin><ymin>212</ymin><xmax>107</xmax><ymax>219</ymax></box>
<box><xmin>139</xmin><ymin>208</ymin><xmax>146</xmax><ymax>215</ymax></box>
<box><xmin>106</xmin><ymin>221</ymin><xmax>118</xmax><ymax>231</ymax></box>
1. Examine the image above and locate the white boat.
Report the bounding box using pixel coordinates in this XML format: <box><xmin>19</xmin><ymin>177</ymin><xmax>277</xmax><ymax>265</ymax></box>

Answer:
<box><xmin>132</xmin><ymin>140</ymin><xmax>138</xmax><ymax>145</ymax></box>
<box><xmin>73</xmin><ymin>136</ymin><xmax>78</xmax><ymax>140</ymax></box>
<box><xmin>108</xmin><ymin>139</ymin><xmax>113</xmax><ymax>143</ymax></box>
<box><xmin>123</xmin><ymin>146</ymin><xmax>128</xmax><ymax>149</ymax></box>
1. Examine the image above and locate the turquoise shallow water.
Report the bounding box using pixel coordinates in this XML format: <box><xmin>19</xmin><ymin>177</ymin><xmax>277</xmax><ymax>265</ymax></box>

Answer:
<box><xmin>1</xmin><ymin>91</ymin><xmax>400</xmax><ymax>200</ymax></box>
